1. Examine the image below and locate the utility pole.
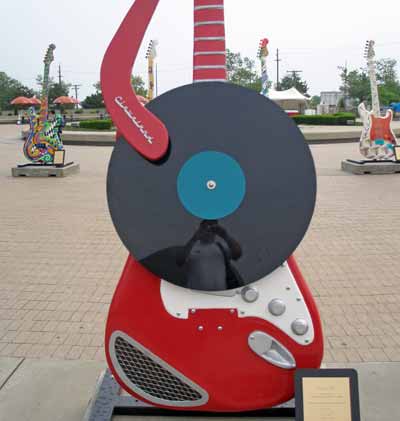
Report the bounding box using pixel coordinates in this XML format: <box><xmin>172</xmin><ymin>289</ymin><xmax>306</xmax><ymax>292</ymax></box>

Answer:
<box><xmin>338</xmin><ymin>62</ymin><xmax>348</xmax><ymax>110</ymax></box>
<box><xmin>58</xmin><ymin>64</ymin><xmax>62</xmax><ymax>87</ymax></box>
<box><xmin>275</xmin><ymin>49</ymin><xmax>281</xmax><ymax>90</ymax></box>
<box><xmin>287</xmin><ymin>70</ymin><xmax>303</xmax><ymax>79</ymax></box>
<box><xmin>71</xmin><ymin>84</ymin><xmax>81</xmax><ymax>102</ymax></box>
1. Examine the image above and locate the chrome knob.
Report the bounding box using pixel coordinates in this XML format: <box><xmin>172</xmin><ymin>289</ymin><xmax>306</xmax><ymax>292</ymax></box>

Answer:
<box><xmin>241</xmin><ymin>286</ymin><xmax>259</xmax><ymax>303</ymax></box>
<box><xmin>207</xmin><ymin>180</ymin><xmax>217</xmax><ymax>190</ymax></box>
<box><xmin>268</xmin><ymin>299</ymin><xmax>286</xmax><ymax>316</ymax></box>
<box><xmin>291</xmin><ymin>318</ymin><xmax>309</xmax><ymax>336</ymax></box>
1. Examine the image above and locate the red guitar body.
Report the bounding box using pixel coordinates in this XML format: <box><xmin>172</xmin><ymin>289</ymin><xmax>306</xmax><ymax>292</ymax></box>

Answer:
<box><xmin>369</xmin><ymin>111</ymin><xmax>397</xmax><ymax>144</ymax></box>
<box><xmin>105</xmin><ymin>255</ymin><xmax>323</xmax><ymax>412</ymax></box>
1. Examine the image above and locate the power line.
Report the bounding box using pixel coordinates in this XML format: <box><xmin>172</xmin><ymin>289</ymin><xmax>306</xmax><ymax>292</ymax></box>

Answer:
<box><xmin>286</xmin><ymin>70</ymin><xmax>303</xmax><ymax>78</ymax></box>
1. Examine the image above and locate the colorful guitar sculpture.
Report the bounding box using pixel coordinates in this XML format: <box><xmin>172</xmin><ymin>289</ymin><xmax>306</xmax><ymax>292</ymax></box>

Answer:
<box><xmin>359</xmin><ymin>40</ymin><xmax>399</xmax><ymax>160</ymax></box>
<box><xmin>258</xmin><ymin>38</ymin><xmax>270</xmax><ymax>96</ymax></box>
<box><xmin>23</xmin><ymin>44</ymin><xmax>64</xmax><ymax>164</ymax></box>
<box><xmin>101</xmin><ymin>0</ymin><xmax>323</xmax><ymax>412</ymax></box>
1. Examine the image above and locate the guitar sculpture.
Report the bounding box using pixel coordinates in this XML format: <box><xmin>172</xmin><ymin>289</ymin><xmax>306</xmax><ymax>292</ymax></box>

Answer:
<box><xmin>146</xmin><ymin>40</ymin><xmax>158</xmax><ymax>101</ymax></box>
<box><xmin>101</xmin><ymin>0</ymin><xmax>323</xmax><ymax>412</ymax></box>
<box><xmin>359</xmin><ymin>40</ymin><xmax>398</xmax><ymax>160</ymax></box>
<box><xmin>258</xmin><ymin>38</ymin><xmax>270</xmax><ymax>96</ymax></box>
<box><xmin>23</xmin><ymin>44</ymin><xmax>64</xmax><ymax>164</ymax></box>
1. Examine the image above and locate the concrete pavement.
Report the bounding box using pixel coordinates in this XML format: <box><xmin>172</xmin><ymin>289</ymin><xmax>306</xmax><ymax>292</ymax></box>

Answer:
<box><xmin>1</xmin><ymin>124</ymin><xmax>400</xmax><ymax>363</ymax></box>
<box><xmin>0</xmin><ymin>123</ymin><xmax>400</xmax><ymax>419</ymax></box>
<box><xmin>0</xmin><ymin>358</ymin><xmax>398</xmax><ymax>421</ymax></box>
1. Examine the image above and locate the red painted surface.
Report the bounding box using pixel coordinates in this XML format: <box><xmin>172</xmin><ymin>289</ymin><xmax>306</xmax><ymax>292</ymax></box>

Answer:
<box><xmin>101</xmin><ymin>0</ymin><xmax>168</xmax><ymax>161</ymax></box>
<box><xmin>370</xmin><ymin>111</ymin><xmax>396</xmax><ymax>143</ymax></box>
<box><xmin>193</xmin><ymin>0</ymin><xmax>227</xmax><ymax>82</ymax></box>
<box><xmin>194</xmin><ymin>54</ymin><xmax>226</xmax><ymax>67</ymax></box>
<box><xmin>194</xmin><ymin>40</ymin><xmax>226</xmax><ymax>53</ymax></box>
<box><xmin>105</xmin><ymin>255</ymin><xmax>323</xmax><ymax>412</ymax></box>
<box><xmin>194</xmin><ymin>54</ymin><xmax>226</xmax><ymax>66</ymax></box>
<box><xmin>194</xmin><ymin>9</ymin><xmax>225</xmax><ymax>21</ymax></box>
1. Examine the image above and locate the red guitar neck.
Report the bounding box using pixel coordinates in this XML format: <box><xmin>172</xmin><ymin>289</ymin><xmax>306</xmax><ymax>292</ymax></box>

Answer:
<box><xmin>193</xmin><ymin>0</ymin><xmax>227</xmax><ymax>82</ymax></box>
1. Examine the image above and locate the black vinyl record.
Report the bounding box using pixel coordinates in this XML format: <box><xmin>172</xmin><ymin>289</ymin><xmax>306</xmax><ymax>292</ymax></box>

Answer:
<box><xmin>107</xmin><ymin>82</ymin><xmax>316</xmax><ymax>291</ymax></box>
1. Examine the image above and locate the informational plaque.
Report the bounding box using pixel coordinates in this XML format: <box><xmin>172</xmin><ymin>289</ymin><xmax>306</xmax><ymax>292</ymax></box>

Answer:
<box><xmin>394</xmin><ymin>146</ymin><xmax>400</xmax><ymax>162</ymax></box>
<box><xmin>295</xmin><ymin>369</ymin><xmax>360</xmax><ymax>421</ymax></box>
<box><xmin>54</xmin><ymin>150</ymin><xmax>66</xmax><ymax>167</ymax></box>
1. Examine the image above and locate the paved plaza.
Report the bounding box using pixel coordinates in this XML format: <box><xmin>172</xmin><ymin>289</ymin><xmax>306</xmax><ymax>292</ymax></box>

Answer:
<box><xmin>0</xmin><ymin>124</ymin><xmax>399</xmax><ymax>364</ymax></box>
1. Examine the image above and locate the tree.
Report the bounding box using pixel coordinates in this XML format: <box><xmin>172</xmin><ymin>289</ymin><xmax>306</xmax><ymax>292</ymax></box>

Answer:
<box><xmin>376</xmin><ymin>58</ymin><xmax>400</xmax><ymax>105</ymax></box>
<box><xmin>226</xmin><ymin>49</ymin><xmax>262</xmax><ymax>92</ymax></box>
<box><xmin>340</xmin><ymin>58</ymin><xmax>400</xmax><ymax>107</ymax></box>
<box><xmin>36</xmin><ymin>75</ymin><xmax>71</xmax><ymax>104</ymax></box>
<box><xmin>310</xmin><ymin>95</ymin><xmax>321</xmax><ymax>108</ymax></box>
<box><xmin>82</xmin><ymin>82</ymin><xmax>104</xmax><ymax>109</ymax></box>
<box><xmin>342</xmin><ymin>69</ymin><xmax>370</xmax><ymax>104</ymax></box>
<box><xmin>379</xmin><ymin>84</ymin><xmax>400</xmax><ymax>105</ymax></box>
<box><xmin>0</xmin><ymin>71</ymin><xmax>35</xmax><ymax>111</ymax></box>
<box><xmin>131</xmin><ymin>75</ymin><xmax>147</xmax><ymax>97</ymax></box>
<box><xmin>279</xmin><ymin>73</ymin><xmax>309</xmax><ymax>94</ymax></box>
<box><xmin>81</xmin><ymin>75</ymin><xmax>148</xmax><ymax>109</ymax></box>
<box><xmin>376</xmin><ymin>58</ymin><xmax>398</xmax><ymax>85</ymax></box>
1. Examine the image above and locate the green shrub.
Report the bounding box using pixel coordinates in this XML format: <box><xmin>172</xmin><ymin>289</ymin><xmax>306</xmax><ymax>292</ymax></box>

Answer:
<box><xmin>79</xmin><ymin>119</ymin><xmax>112</xmax><ymax>130</ymax></box>
<box><xmin>74</xmin><ymin>109</ymin><xmax>84</xmax><ymax>114</ymax></box>
<box><xmin>292</xmin><ymin>113</ymin><xmax>356</xmax><ymax>125</ymax></box>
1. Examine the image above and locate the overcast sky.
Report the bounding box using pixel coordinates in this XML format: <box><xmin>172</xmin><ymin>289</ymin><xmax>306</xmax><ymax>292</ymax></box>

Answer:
<box><xmin>1</xmin><ymin>0</ymin><xmax>400</xmax><ymax>100</ymax></box>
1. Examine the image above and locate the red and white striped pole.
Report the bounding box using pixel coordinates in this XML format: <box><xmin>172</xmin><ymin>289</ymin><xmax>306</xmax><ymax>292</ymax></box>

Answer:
<box><xmin>193</xmin><ymin>0</ymin><xmax>227</xmax><ymax>82</ymax></box>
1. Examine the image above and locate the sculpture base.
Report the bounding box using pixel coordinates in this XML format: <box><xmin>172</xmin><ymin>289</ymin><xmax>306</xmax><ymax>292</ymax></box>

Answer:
<box><xmin>341</xmin><ymin>159</ymin><xmax>400</xmax><ymax>175</ymax></box>
<box><xmin>83</xmin><ymin>369</ymin><xmax>296</xmax><ymax>420</ymax></box>
<box><xmin>11</xmin><ymin>162</ymin><xmax>80</xmax><ymax>178</ymax></box>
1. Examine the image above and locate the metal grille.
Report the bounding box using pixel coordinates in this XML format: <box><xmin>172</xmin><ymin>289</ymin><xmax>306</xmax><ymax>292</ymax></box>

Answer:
<box><xmin>114</xmin><ymin>336</ymin><xmax>203</xmax><ymax>403</ymax></box>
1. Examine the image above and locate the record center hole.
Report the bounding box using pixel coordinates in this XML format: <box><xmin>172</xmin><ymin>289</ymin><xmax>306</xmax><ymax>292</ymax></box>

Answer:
<box><xmin>207</xmin><ymin>180</ymin><xmax>217</xmax><ymax>190</ymax></box>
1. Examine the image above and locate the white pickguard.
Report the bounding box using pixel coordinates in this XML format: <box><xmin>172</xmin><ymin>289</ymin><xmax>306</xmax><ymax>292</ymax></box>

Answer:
<box><xmin>160</xmin><ymin>262</ymin><xmax>314</xmax><ymax>346</ymax></box>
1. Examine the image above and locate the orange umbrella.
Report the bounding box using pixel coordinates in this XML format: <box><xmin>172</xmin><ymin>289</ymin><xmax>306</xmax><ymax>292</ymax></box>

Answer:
<box><xmin>29</xmin><ymin>97</ymin><xmax>41</xmax><ymax>105</ymax></box>
<box><xmin>10</xmin><ymin>96</ymin><xmax>38</xmax><ymax>106</ymax></box>
<box><xmin>53</xmin><ymin>96</ymin><xmax>80</xmax><ymax>105</ymax></box>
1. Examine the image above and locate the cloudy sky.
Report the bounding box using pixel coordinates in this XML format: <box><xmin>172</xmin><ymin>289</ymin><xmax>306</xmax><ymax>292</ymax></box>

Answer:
<box><xmin>1</xmin><ymin>0</ymin><xmax>400</xmax><ymax>100</ymax></box>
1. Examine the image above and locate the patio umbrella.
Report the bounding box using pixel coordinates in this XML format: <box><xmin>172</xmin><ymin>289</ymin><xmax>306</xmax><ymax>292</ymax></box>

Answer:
<box><xmin>53</xmin><ymin>96</ymin><xmax>80</xmax><ymax>105</ymax></box>
<box><xmin>10</xmin><ymin>96</ymin><xmax>38</xmax><ymax>106</ymax></box>
<box><xmin>29</xmin><ymin>97</ymin><xmax>41</xmax><ymax>105</ymax></box>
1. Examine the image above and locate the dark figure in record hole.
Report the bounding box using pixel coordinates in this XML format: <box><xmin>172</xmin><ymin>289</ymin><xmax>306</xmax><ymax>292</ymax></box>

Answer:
<box><xmin>176</xmin><ymin>220</ymin><xmax>244</xmax><ymax>291</ymax></box>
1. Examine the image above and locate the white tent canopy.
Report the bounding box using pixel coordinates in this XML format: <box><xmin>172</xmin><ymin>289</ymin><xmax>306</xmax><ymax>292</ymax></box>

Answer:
<box><xmin>267</xmin><ymin>87</ymin><xmax>309</xmax><ymax>114</ymax></box>
<box><xmin>268</xmin><ymin>87</ymin><xmax>309</xmax><ymax>102</ymax></box>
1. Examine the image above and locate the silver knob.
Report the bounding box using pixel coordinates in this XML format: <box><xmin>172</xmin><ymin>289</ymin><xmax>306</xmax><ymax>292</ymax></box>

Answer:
<box><xmin>241</xmin><ymin>286</ymin><xmax>259</xmax><ymax>303</ymax></box>
<box><xmin>291</xmin><ymin>318</ymin><xmax>309</xmax><ymax>336</ymax></box>
<box><xmin>268</xmin><ymin>299</ymin><xmax>286</xmax><ymax>316</ymax></box>
<box><xmin>207</xmin><ymin>180</ymin><xmax>217</xmax><ymax>190</ymax></box>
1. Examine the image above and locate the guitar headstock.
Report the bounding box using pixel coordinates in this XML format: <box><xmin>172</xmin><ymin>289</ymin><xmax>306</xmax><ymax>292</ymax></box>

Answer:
<box><xmin>364</xmin><ymin>40</ymin><xmax>375</xmax><ymax>63</ymax></box>
<box><xmin>258</xmin><ymin>38</ymin><xmax>269</xmax><ymax>59</ymax></box>
<box><xmin>146</xmin><ymin>40</ymin><xmax>158</xmax><ymax>60</ymax></box>
<box><xmin>44</xmin><ymin>44</ymin><xmax>56</xmax><ymax>65</ymax></box>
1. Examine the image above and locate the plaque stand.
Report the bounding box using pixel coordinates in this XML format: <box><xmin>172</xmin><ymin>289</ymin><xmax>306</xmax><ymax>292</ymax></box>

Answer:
<box><xmin>342</xmin><ymin>159</ymin><xmax>400</xmax><ymax>175</ymax></box>
<box><xmin>83</xmin><ymin>369</ymin><xmax>296</xmax><ymax>420</ymax></box>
